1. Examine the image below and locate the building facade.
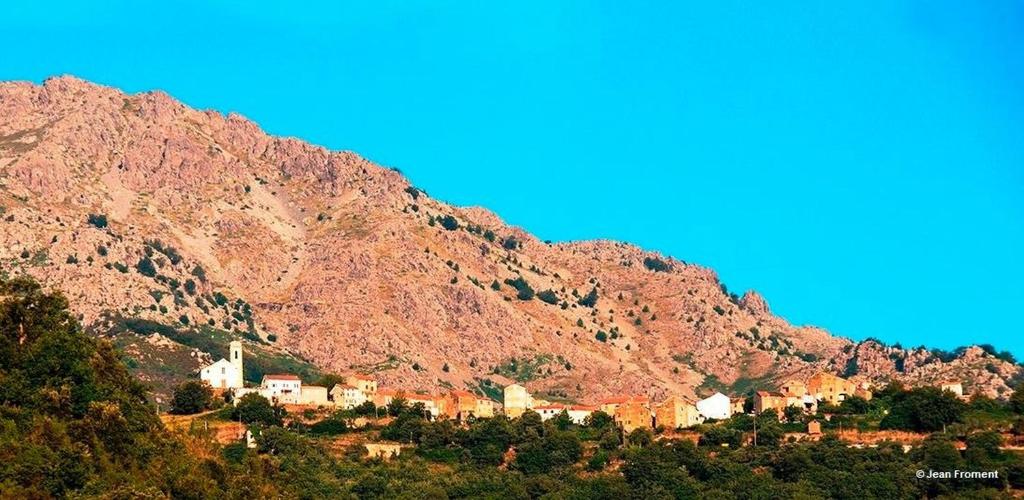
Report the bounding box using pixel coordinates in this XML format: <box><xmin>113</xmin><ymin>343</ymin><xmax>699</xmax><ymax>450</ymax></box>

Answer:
<box><xmin>655</xmin><ymin>396</ymin><xmax>703</xmax><ymax>429</ymax></box>
<box><xmin>199</xmin><ymin>341</ymin><xmax>244</xmax><ymax>389</ymax></box>
<box><xmin>696</xmin><ymin>392</ymin><xmax>732</xmax><ymax>420</ymax></box>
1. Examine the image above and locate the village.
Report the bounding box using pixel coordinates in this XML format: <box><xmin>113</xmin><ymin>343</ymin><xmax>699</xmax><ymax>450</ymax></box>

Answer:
<box><xmin>197</xmin><ymin>341</ymin><xmax>970</xmax><ymax>448</ymax></box>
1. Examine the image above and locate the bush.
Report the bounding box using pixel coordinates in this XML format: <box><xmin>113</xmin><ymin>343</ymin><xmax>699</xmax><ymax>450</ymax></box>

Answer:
<box><xmin>595</xmin><ymin>331</ymin><xmax>608</xmax><ymax>342</ymax></box>
<box><xmin>502</xmin><ymin>237</ymin><xmax>520</xmax><ymax>250</ymax></box>
<box><xmin>309</xmin><ymin>418</ymin><xmax>347</xmax><ymax>436</ymax></box>
<box><xmin>171</xmin><ymin>380</ymin><xmax>213</xmax><ymax>414</ymax></box>
<box><xmin>504</xmin><ymin>276</ymin><xmax>535</xmax><ymax>301</ymax></box>
<box><xmin>642</xmin><ymin>256</ymin><xmax>671</xmax><ymax>272</ymax></box>
<box><xmin>439</xmin><ymin>215</ymin><xmax>460</xmax><ymax>231</ymax></box>
<box><xmin>136</xmin><ymin>257</ymin><xmax>157</xmax><ymax>277</ymax></box>
<box><xmin>537</xmin><ymin>289</ymin><xmax>558</xmax><ymax>305</ymax></box>
<box><xmin>87</xmin><ymin>213</ymin><xmax>108</xmax><ymax>228</ymax></box>
<box><xmin>578</xmin><ymin>287</ymin><xmax>598</xmax><ymax>308</ymax></box>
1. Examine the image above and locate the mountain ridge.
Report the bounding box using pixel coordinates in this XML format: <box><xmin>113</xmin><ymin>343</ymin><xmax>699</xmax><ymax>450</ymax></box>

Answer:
<box><xmin>1</xmin><ymin>75</ymin><xmax>1018</xmax><ymax>402</ymax></box>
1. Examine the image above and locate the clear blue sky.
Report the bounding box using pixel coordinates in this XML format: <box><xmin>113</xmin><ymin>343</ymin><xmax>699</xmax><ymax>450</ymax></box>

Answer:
<box><xmin>3</xmin><ymin>2</ymin><xmax>1022</xmax><ymax>356</ymax></box>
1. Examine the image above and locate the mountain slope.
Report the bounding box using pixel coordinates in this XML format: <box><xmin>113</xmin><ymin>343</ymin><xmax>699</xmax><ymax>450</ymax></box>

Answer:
<box><xmin>1</xmin><ymin>76</ymin><xmax>1018</xmax><ymax>401</ymax></box>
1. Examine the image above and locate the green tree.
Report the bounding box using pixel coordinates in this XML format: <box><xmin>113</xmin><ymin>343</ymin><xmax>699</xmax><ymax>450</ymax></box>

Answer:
<box><xmin>232</xmin><ymin>393</ymin><xmax>283</xmax><ymax>426</ymax></box>
<box><xmin>171</xmin><ymin>380</ymin><xmax>213</xmax><ymax>414</ymax></box>
<box><xmin>880</xmin><ymin>387</ymin><xmax>965</xmax><ymax>432</ymax></box>
<box><xmin>513</xmin><ymin>431</ymin><xmax>582</xmax><ymax>474</ymax></box>
<box><xmin>1010</xmin><ymin>386</ymin><xmax>1024</xmax><ymax>414</ymax></box>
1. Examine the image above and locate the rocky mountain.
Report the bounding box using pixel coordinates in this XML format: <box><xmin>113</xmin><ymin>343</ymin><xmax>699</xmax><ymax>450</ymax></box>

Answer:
<box><xmin>1</xmin><ymin>76</ymin><xmax>1018</xmax><ymax>402</ymax></box>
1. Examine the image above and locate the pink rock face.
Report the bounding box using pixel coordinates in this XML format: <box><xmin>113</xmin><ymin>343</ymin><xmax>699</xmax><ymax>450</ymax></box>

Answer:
<box><xmin>0</xmin><ymin>75</ymin><xmax>1018</xmax><ymax>401</ymax></box>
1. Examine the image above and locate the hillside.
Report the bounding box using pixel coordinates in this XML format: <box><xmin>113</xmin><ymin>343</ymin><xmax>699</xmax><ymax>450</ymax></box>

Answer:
<box><xmin>0</xmin><ymin>76</ymin><xmax>1018</xmax><ymax>402</ymax></box>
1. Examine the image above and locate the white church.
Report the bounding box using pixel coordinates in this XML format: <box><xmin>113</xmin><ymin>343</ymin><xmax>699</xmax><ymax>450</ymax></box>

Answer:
<box><xmin>200</xmin><ymin>340</ymin><xmax>244</xmax><ymax>389</ymax></box>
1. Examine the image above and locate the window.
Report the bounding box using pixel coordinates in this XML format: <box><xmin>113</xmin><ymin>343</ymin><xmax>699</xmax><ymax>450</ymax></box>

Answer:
<box><xmin>221</xmin><ymin>367</ymin><xmax>226</xmax><ymax>374</ymax></box>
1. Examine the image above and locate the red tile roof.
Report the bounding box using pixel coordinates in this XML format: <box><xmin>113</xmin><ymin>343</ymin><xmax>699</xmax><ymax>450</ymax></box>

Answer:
<box><xmin>264</xmin><ymin>374</ymin><xmax>300</xmax><ymax>381</ymax></box>
<box><xmin>600</xmin><ymin>396</ymin><xmax>631</xmax><ymax>404</ymax></box>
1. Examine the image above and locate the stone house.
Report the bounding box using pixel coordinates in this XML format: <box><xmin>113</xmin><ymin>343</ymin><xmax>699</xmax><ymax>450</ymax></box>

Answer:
<box><xmin>614</xmin><ymin>399</ymin><xmax>653</xmax><ymax>433</ymax></box>
<box><xmin>346</xmin><ymin>374</ymin><xmax>377</xmax><ymax>395</ymax></box>
<box><xmin>330</xmin><ymin>384</ymin><xmax>367</xmax><ymax>409</ymax></box>
<box><xmin>655</xmin><ymin>396</ymin><xmax>703</xmax><ymax>430</ymax></box>
<box><xmin>807</xmin><ymin>372</ymin><xmax>859</xmax><ymax>405</ymax></box>
<box><xmin>503</xmin><ymin>383</ymin><xmax>531</xmax><ymax>418</ymax></box>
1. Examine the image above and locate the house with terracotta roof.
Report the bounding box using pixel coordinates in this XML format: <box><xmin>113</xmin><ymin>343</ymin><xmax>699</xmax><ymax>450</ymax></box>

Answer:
<box><xmin>346</xmin><ymin>374</ymin><xmax>377</xmax><ymax>395</ymax></box>
<box><xmin>372</xmin><ymin>388</ymin><xmax>400</xmax><ymax>408</ymax></box>
<box><xmin>261</xmin><ymin>374</ymin><xmax>302</xmax><ymax>403</ymax></box>
<box><xmin>655</xmin><ymin>396</ymin><xmax>703</xmax><ymax>430</ymax></box>
<box><xmin>330</xmin><ymin>384</ymin><xmax>368</xmax><ymax>409</ymax></box>
<box><xmin>613</xmin><ymin>399</ymin><xmax>653</xmax><ymax>433</ymax></box>
<box><xmin>807</xmin><ymin>372</ymin><xmax>860</xmax><ymax>405</ymax></box>
<box><xmin>753</xmin><ymin>391</ymin><xmax>788</xmax><ymax>415</ymax></box>
<box><xmin>600</xmin><ymin>395</ymin><xmax>645</xmax><ymax>416</ymax></box>
<box><xmin>443</xmin><ymin>390</ymin><xmax>480</xmax><ymax>421</ymax></box>
<box><xmin>562</xmin><ymin>405</ymin><xmax>595</xmax><ymax>424</ymax></box>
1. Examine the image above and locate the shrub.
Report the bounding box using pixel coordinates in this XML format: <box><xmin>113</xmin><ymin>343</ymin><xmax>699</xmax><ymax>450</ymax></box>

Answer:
<box><xmin>642</xmin><ymin>256</ymin><xmax>670</xmax><ymax>272</ymax></box>
<box><xmin>504</xmin><ymin>276</ymin><xmax>534</xmax><ymax>301</ymax></box>
<box><xmin>136</xmin><ymin>257</ymin><xmax>157</xmax><ymax>277</ymax></box>
<box><xmin>537</xmin><ymin>289</ymin><xmax>559</xmax><ymax>305</ymax></box>
<box><xmin>87</xmin><ymin>213</ymin><xmax>108</xmax><ymax>228</ymax></box>
<box><xmin>439</xmin><ymin>215</ymin><xmax>459</xmax><ymax>231</ymax></box>
<box><xmin>595</xmin><ymin>331</ymin><xmax>608</xmax><ymax>342</ymax></box>
<box><xmin>502</xmin><ymin>237</ymin><xmax>520</xmax><ymax>250</ymax></box>
<box><xmin>309</xmin><ymin>418</ymin><xmax>347</xmax><ymax>436</ymax></box>
<box><xmin>578</xmin><ymin>287</ymin><xmax>599</xmax><ymax>308</ymax></box>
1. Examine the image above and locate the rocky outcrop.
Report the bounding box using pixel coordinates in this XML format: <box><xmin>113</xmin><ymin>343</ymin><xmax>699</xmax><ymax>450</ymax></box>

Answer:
<box><xmin>739</xmin><ymin>290</ymin><xmax>770</xmax><ymax>316</ymax></box>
